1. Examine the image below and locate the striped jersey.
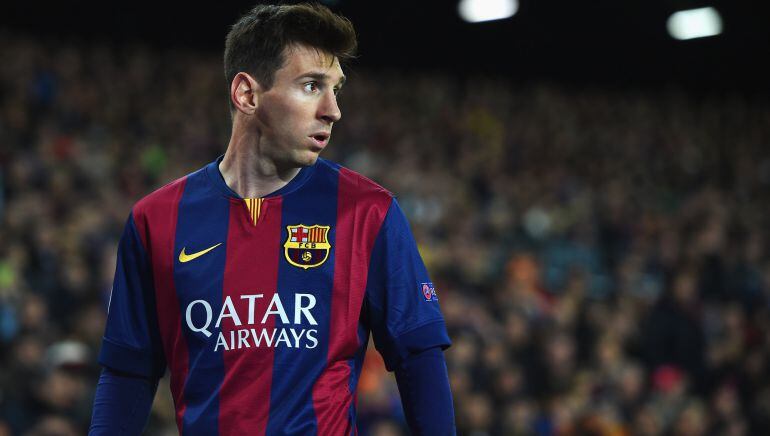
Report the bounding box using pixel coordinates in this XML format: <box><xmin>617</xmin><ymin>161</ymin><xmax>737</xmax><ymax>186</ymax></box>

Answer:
<box><xmin>99</xmin><ymin>154</ymin><xmax>451</xmax><ymax>435</ymax></box>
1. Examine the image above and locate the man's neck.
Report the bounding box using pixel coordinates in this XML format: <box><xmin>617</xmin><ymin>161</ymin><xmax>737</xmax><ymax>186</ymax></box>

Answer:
<box><xmin>218</xmin><ymin>133</ymin><xmax>301</xmax><ymax>199</ymax></box>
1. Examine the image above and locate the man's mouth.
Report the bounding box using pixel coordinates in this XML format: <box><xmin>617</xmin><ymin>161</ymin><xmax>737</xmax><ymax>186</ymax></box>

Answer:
<box><xmin>310</xmin><ymin>132</ymin><xmax>330</xmax><ymax>148</ymax></box>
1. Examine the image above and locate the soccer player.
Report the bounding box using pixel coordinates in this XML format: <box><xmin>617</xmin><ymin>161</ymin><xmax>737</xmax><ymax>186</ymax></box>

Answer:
<box><xmin>89</xmin><ymin>3</ymin><xmax>455</xmax><ymax>435</ymax></box>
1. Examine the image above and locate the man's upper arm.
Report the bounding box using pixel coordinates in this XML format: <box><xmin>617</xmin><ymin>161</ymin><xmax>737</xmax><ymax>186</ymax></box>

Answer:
<box><xmin>99</xmin><ymin>210</ymin><xmax>166</xmax><ymax>378</ymax></box>
<box><xmin>364</xmin><ymin>198</ymin><xmax>451</xmax><ymax>371</ymax></box>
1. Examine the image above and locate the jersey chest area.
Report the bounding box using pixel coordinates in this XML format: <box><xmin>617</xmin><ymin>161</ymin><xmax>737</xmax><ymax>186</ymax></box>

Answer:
<box><xmin>173</xmin><ymin>225</ymin><xmax>335</xmax><ymax>280</ymax></box>
<box><xmin>171</xmin><ymin>194</ymin><xmax>339</xmax><ymax>285</ymax></box>
<box><xmin>165</xmin><ymin>197</ymin><xmax>351</xmax><ymax>352</ymax></box>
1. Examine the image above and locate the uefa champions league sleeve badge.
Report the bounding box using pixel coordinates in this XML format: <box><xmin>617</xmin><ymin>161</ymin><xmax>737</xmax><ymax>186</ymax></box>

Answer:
<box><xmin>421</xmin><ymin>282</ymin><xmax>438</xmax><ymax>301</ymax></box>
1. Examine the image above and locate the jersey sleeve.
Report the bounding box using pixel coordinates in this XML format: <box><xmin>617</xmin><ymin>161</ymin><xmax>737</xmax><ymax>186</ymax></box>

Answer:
<box><xmin>365</xmin><ymin>198</ymin><xmax>451</xmax><ymax>371</ymax></box>
<box><xmin>98</xmin><ymin>211</ymin><xmax>166</xmax><ymax>378</ymax></box>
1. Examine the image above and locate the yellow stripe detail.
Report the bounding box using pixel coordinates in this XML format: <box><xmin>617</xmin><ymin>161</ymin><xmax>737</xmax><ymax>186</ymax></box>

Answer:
<box><xmin>242</xmin><ymin>198</ymin><xmax>265</xmax><ymax>227</ymax></box>
<box><xmin>244</xmin><ymin>199</ymin><xmax>253</xmax><ymax>226</ymax></box>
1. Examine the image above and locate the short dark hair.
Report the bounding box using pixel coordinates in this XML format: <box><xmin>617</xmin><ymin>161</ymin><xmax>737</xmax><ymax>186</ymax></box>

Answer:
<box><xmin>224</xmin><ymin>2</ymin><xmax>357</xmax><ymax>112</ymax></box>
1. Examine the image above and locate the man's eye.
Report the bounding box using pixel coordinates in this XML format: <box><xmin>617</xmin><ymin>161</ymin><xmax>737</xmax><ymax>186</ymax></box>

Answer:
<box><xmin>303</xmin><ymin>82</ymin><xmax>318</xmax><ymax>93</ymax></box>
<box><xmin>333</xmin><ymin>87</ymin><xmax>341</xmax><ymax>96</ymax></box>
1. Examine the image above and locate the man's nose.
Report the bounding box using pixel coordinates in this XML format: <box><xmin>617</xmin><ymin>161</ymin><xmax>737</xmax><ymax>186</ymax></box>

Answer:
<box><xmin>319</xmin><ymin>90</ymin><xmax>341</xmax><ymax>124</ymax></box>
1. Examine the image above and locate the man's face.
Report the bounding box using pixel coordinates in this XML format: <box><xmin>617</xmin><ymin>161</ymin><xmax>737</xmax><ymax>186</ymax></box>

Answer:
<box><xmin>254</xmin><ymin>44</ymin><xmax>345</xmax><ymax>168</ymax></box>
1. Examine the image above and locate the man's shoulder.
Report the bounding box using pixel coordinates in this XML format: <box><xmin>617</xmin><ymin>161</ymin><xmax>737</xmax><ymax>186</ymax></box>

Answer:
<box><xmin>317</xmin><ymin>157</ymin><xmax>394</xmax><ymax>203</ymax></box>
<box><xmin>131</xmin><ymin>166</ymin><xmax>201</xmax><ymax>221</ymax></box>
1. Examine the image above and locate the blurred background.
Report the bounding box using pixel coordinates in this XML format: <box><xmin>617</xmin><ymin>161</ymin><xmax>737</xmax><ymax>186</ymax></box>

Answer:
<box><xmin>1</xmin><ymin>0</ymin><xmax>769</xmax><ymax>434</ymax></box>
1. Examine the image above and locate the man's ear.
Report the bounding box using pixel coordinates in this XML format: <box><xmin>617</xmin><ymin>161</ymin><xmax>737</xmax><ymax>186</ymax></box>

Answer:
<box><xmin>230</xmin><ymin>72</ymin><xmax>261</xmax><ymax>115</ymax></box>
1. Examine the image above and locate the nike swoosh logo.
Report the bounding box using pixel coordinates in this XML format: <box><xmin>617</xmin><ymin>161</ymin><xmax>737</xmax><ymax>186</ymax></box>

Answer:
<box><xmin>179</xmin><ymin>243</ymin><xmax>223</xmax><ymax>263</ymax></box>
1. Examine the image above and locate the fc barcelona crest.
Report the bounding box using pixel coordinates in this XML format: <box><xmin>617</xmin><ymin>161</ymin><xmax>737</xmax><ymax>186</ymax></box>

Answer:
<box><xmin>284</xmin><ymin>224</ymin><xmax>331</xmax><ymax>269</ymax></box>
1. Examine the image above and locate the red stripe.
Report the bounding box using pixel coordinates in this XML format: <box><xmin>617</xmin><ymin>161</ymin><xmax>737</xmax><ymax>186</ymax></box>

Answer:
<box><xmin>219</xmin><ymin>197</ymin><xmax>283</xmax><ymax>435</ymax></box>
<box><xmin>313</xmin><ymin>168</ymin><xmax>392</xmax><ymax>434</ymax></box>
<box><xmin>133</xmin><ymin>177</ymin><xmax>190</xmax><ymax>433</ymax></box>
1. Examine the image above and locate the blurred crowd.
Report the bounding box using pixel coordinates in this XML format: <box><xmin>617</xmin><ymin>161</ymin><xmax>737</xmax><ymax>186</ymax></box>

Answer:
<box><xmin>1</xmin><ymin>32</ymin><xmax>769</xmax><ymax>435</ymax></box>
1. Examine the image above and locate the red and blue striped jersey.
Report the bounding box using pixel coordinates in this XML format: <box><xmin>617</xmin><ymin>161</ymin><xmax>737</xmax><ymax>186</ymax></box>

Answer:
<box><xmin>99</xmin><ymin>155</ymin><xmax>451</xmax><ymax>435</ymax></box>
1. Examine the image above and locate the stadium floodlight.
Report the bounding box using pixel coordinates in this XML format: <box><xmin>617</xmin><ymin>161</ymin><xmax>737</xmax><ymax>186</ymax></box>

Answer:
<box><xmin>458</xmin><ymin>0</ymin><xmax>518</xmax><ymax>23</ymax></box>
<box><xmin>666</xmin><ymin>7</ymin><xmax>723</xmax><ymax>40</ymax></box>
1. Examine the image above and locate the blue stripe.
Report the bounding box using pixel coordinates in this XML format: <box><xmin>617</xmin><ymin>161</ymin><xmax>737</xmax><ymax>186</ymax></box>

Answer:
<box><xmin>99</xmin><ymin>212</ymin><xmax>165</xmax><ymax>378</ymax></box>
<box><xmin>266</xmin><ymin>161</ymin><xmax>339</xmax><ymax>435</ymax></box>
<box><xmin>173</xmin><ymin>168</ymin><xmax>230</xmax><ymax>435</ymax></box>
